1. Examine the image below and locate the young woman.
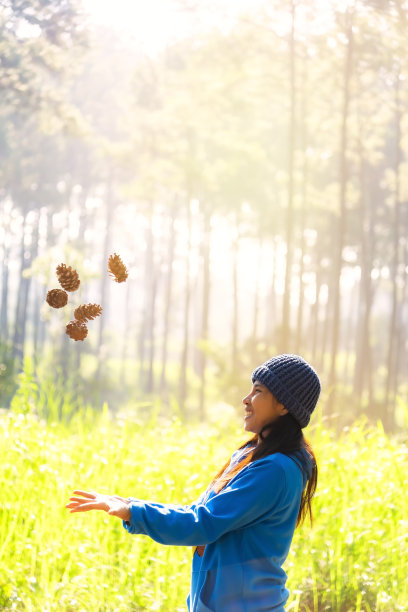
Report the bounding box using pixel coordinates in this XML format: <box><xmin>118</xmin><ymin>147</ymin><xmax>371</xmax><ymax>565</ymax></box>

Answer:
<box><xmin>67</xmin><ymin>353</ymin><xmax>321</xmax><ymax>611</ymax></box>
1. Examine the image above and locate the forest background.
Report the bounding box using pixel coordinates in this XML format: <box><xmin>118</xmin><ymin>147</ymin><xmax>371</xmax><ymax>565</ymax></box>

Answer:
<box><xmin>1</xmin><ymin>0</ymin><xmax>408</xmax><ymax>429</ymax></box>
<box><xmin>1</xmin><ymin>0</ymin><xmax>408</xmax><ymax>610</ymax></box>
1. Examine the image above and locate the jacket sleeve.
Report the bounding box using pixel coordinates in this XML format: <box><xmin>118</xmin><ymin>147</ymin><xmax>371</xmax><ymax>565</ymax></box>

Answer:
<box><xmin>122</xmin><ymin>459</ymin><xmax>287</xmax><ymax>546</ymax></box>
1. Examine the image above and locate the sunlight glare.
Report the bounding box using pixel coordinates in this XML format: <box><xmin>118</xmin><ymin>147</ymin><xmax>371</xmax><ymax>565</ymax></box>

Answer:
<box><xmin>83</xmin><ymin>0</ymin><xmax>189</xmax><ymax>53</ymax></box>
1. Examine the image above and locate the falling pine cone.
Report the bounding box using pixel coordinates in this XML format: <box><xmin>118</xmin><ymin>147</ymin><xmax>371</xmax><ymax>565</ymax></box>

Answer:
<box><xmin>56</xmin><ymin>263</ymin><xmax>81</xmax><ymax>292</ymax></box>
<box><xmin>66</xmin><ymin>320</ymin><xmax>88</xmax><ymax>341</ymax></box>
<box><xmin>74</xmin><ymin>303</ymin><xmax>102</xmax><ymax>322</ymax></box>
<box><xmin>46</xmin><ymin>288</ymin><xmax>68</xmax><ymax>309</ymax></box>
<box><xmin>108</xmin><ymin>253</ymin><xmax>128</xmax><ymax>283</ymax></box>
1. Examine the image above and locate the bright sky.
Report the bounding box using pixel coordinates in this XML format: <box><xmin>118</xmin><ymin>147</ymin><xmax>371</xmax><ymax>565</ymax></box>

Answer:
<box><xmin>83</xmin><ymin>0</ymin><xmax>265</xmax><ymax>54</ymax></box>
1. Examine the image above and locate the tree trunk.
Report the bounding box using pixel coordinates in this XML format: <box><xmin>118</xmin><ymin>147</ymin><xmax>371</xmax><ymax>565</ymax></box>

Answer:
<box><xmin>296</xmin><ymin>51</ymin><xmax>308</xmax><ymax>355</ymax></box>
<box><xmin>321</xmin><ymin>229</ymin><xmax>335</xmax><ymax>375</ymax></box>
<box><xmin>179</xmin><ymin>199</ymin><xmax>192</xmax><ymax>415</ymax></box>
<box><xmin>138</xmin><ymin>203</ymin><xmax>155</xmax><ymax>390</ymax></box>
<box><xmin>37</xmin><ymin>208</ymin><xmax>54</xmax><ymax>355</ymax></box>
<box><xmin>252</xmin><ymin>231</ymin><xmax>264</xmax><ymax>358</ymax></box>
<box><xmin>311</xmin><ymin>259</ymin><xmax>322</xmax><ymax>365</ymax></box>
<box><xmin>146</xmin><ymin>265</ymin><xmax>157</xmax><ymax>394</ymax></box>
<box><xmin>15</xmin><ymin>209</ymin><xmax>40</xmax><ymax>367</ymax></box>
<box><xmin>12</xmin><ymin>211</ymin><xmax>28</xmax><ymax>366</ymax></box>
<box><xmin>231</xmin><ymin>212</ymin><xmax>240</xmax><ymax>372</ymax></box>
<box><xmin>343</xmin><ymin>274</ymin><xmax>358</xmax><ymax>384</ymax></box>
<box><xmin>396</xmin><ymin>240</ymin><xmax>408</xmax><ymax>407</ymax></box>
<box><xmin>74</xmin><ymin>187</ymin><xmax>89</xmax><ymax>373</ymax></box>
<box><xmin>121</xmin><ymin>277</ymin><xmax>132</xmax><ymax>386</ymax></box>
<box><xmin>198</xmin><ymin>206</ymin><xmax>211</xmax><ymax>421</ymax></box>
<box><xmin>327</xmin><ymin>11</ymin><xmax>354</xmax><ymax>413</ymax></box>
<box><xmin>384</xmin><ymin>76</ymin><xmax>402</xmax><ymax>430</ymax></box>
<box><xmin>160</xmin><ymin>205</ymin><xmax>177</xmax><ymax>392</ymax></box>
<box><xmin>12</xmin><ymin>210</ymin><xmax>38</xmax><ymax>370</ymax></box>
<box><xmin>353</xmin><ymin>142</ymin><xmax>375</xmax><ymax>408</ymax></box>
<box><xmin>281</xmin><ymin>0</ymin><xmax>296</xmax><ymax>352</ymax></box>
<box><xmin>32</xmin><ymin>207</ymin><xmax>48</xmax><ymax>364</ymax></box>
<box><xmin>32</xmin><ymin>276</ymin><xmax>41</xmax><ymax>361</ymax></box>
<box><xmin>59</xmin><ymin>209</ymin><xmax>71</xmax><ymax>382</ymax></box>
<box><xmin>265</xmin><ymin>237</ymin><xmax>278</xmax><ymax>344</ymax></box>
<box><xmin>96</xmin><ymin>171</ymin><xmax>115</xmax><ymax>387</ymax></box>
<box><xmin>0</xmin><ymin>212</ymin><xmax>10</xmax><ymax>346</ymax></box>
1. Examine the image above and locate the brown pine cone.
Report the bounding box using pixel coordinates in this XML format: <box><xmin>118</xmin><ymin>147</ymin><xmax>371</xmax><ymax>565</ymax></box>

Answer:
<box><xmin>56</xmin><ymin>263</ymin><xmax>80</xmax><ymax>292</ymax></box>
<box><xmin>46</xmin><ymin>288</ymin><xmax>68</xmax><ymax>309</ymax></box>
<box><xmin>74</xmin><ymin>303</ymin><xmax>102</xmax><ymax>322</ymax></box>
<box><xmin>66</xmin><ymin>320</ymin><xmax>88</xmax><ymax>341</ymax></box>
<box><xmin>108</xmin><ymin>253</ymin><xmax>128</xmax><ymax>283</ymax></box>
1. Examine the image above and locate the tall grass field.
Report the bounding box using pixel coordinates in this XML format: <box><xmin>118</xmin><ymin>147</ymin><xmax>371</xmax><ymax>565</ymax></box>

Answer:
<box><xmin>0</xmin><ymin>401</ymin><xmax>407</xmax><ymax>611</ymax></box>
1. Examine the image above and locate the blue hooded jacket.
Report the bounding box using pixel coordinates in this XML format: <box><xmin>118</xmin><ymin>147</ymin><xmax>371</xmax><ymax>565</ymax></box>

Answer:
<box><xmin>123</xmin><ymin>447</ymin><xmax>312</xmax><ymax>611</ymax></box>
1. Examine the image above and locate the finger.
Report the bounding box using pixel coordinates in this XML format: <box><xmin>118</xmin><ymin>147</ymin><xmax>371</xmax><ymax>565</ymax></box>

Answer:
<box><xmin>66</xmin><ymin>501</ymin><xmax>89</xmax><ymax>509</ymax></box>
<box><xmin>68</xmin><ymin>496</ymin><xmax>94</xmax><ymax>503</ymax></box>
<box><xmin>72</xmin><ymin>490</ymin><xmax>96</xmax><ymax>499</ymax></box>
<box><xmin>68</xmin><ymin>502</ymin><xmax>100</xmax><ymax>513</ymax></box>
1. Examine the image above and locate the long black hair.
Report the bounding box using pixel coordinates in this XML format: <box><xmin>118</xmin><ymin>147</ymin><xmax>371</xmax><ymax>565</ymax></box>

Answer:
<box><xmin>209</xmin><ymin>413</ymin><xmax>317</xmax><ymax>527</ymax></box>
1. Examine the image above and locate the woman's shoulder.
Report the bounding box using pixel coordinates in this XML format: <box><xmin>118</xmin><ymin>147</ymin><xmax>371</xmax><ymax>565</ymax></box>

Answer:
<box><xmin>249</xmin><ymin>452</ymin><xmax>308</xmax><ymax>483</ymax></box>
<box><xmin>238</xmin><ymin>453</ymin><xmax>303</xmax><ymax>497</ymax></box>
<box><xmin>272</xmin><ymin>449</ymin><xmax>314</xmax><ymax>487</ymax></box>
<box><xmin>252</xmin><ymin>452</ymin><xmax>299</xmax><ymax>470</ymax></box>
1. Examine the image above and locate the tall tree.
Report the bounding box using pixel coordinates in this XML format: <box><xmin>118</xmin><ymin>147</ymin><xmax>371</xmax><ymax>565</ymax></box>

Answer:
<box><xmin>281</xmin><ymin>0</ymin><xmax>297</xmax><ymax>352</ymax></box>
<box><xmin>178</xmin><ymin>198</ymin><xmax>193</xmax><ymax>415</ymax></box>
<box><xmin>384</xmin><ymin>72</ymin><xmax>402</xmax><ymax>428</ymax></box>
<box><xmin>160</xmin><ymin>203</ymin><xmax>177</xmax><ymax>392</ymax></box>
<box><xmin>328</xmin><ymin>7</ymin><xmax>354</xmax><ymax>411</ymax></box>
<box><xmin>95</xmin><ymin>170</ymin><xmax>115</xmax><ymax>386</ymax></box>
<box><xmin>197</xmin><ymin>203</ymin><xmax>211</xmax><ymax>421</ymax></box>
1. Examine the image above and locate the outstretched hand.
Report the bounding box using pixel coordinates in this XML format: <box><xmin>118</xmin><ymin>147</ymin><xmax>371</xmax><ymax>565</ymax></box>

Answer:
<box><xmin>66</xmin><ymin>490</ymin><xmax>131</xmax><ymax>522</ymax></box>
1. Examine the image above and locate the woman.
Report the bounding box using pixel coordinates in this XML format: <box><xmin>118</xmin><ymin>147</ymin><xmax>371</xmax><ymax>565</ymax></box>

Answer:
<box><xmin>67</xmin><ymin>353</ymin><xmax>321</xmax><ymax>611</ymax></box>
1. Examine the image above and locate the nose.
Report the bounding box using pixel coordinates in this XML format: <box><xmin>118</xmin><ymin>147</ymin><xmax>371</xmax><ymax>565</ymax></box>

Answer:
<box><xmin>242</xmin><ymin>392</ymin><xmax>251</xmax><ymax>405</ymax></box>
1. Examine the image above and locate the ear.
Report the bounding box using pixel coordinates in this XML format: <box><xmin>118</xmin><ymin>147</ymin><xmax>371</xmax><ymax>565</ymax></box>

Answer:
<box><xmin>277</xmin><ymin>403</ymin><xmax>288</xmax><ymax>416</ymax></box>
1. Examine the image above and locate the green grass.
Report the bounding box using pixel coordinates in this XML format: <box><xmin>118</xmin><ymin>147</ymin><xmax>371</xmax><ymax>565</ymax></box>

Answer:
<box><xmin>0</xmin><ymin>402</ymin><xmax>407</xmax><ymax>611</ymax></box>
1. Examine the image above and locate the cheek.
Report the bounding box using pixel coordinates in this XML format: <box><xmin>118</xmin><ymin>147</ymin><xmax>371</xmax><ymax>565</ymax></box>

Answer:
<box><xmin>255</xmin><ymin>403</ymin><xmax>276</xmax><ymax>426</ymax></box>
<box><xmin>249</xmin><ymin>405</ymin><xmax>267</xmax><ymax>428</ymax></box>
<box><xmin>254</xmin><ymin>402</ymin><xmax>268</xmax><ymax>418</ymax></box>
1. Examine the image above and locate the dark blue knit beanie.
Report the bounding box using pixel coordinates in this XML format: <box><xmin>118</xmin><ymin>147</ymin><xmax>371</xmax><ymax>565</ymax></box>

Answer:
<box><xmin>251</xmin><ymin>354</ymin><xmax>321</xmax><ymax>428</ymax></box>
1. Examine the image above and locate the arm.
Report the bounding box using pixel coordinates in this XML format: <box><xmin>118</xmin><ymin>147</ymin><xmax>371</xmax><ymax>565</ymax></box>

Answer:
<box><xmin>66</xmin><ymin>487</ymin><xmax>208</xmax><ymax>522</ymax></box>
<box><xmin>123</xmin><ymin>459</ymin><xmax>287</xmax><ymax>546</ymax></box>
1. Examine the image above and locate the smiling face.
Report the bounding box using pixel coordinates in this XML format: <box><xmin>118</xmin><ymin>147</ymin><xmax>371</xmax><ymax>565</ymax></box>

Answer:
<box><xmin>243</xmin><ymin>380</ymin><xmax>288</xmax><ymax>434</ymax></box>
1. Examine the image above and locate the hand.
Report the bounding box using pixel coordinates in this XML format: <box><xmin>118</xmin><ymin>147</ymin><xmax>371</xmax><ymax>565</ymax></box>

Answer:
<box><xmin>66</xmin><ymin>490</ymin><xmax>131</xmax><ymax>522</ymax></box>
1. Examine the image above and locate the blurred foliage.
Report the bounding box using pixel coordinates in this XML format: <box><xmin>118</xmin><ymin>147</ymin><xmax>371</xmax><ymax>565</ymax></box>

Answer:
<box><xmin>0</xmin><ymin>0</ymin><xmax>87</xmax><ymax>114</ymax></box>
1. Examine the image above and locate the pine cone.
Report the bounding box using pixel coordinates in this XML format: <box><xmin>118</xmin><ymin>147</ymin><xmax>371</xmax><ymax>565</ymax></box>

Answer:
<box><xmin>74</xmin><ymin>303</ymin><xmax>102</xmax><ymax>322</ymax></box>
<box><xmin>66</xmin><ymin>320</ymin><xmax>88</xmax><ymax>341</ymax></box>
<box><xmin>46</xmin><ymin>288</ymin><xmax>68</xmax><ymax>309</ymax></box>
<box><xmin>56</xmin><ymin>263</ymin><xmax>80</xmax><ymax>292</ymax></box>
<box><xmin>108</xmin><ymin>253</ymin><xmax>128</xmax><ymax>283</ymax></box>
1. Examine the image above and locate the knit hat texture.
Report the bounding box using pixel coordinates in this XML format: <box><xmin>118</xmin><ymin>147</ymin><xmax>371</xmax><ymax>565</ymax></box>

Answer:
<box><xmin>251</xmin><ymin>354</ymin><xmax>321</xmax><ymax>428</ymax></box>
